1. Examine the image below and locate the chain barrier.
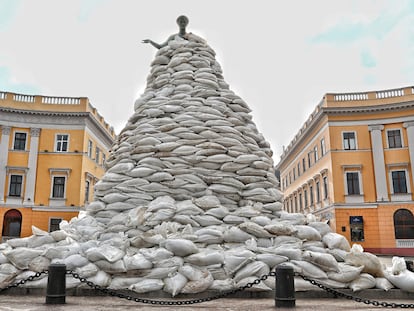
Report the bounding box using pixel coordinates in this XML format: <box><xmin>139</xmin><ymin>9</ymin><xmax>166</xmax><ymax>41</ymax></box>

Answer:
<box><xmin>297</xmin><ymin>273</ymin><xmax>414</xmax><ymax>309</ymax></box>
<box><xmin>0</xmin><ymin>270</ymin><xmax>48</xmax><ymax>293</ymax></box>
<box><xmin>1</xmin><ymin>268</ymin><xmax>414</xmax><ymax>308</ymax></box>
<box><xmin>67</xmin><ymin>270</ymin><xmax>276</xmax><ymax>305</ymax></box>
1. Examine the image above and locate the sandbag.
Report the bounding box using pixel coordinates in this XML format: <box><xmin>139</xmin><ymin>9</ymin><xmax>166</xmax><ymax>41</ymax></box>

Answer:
<box><xmin>322</xmin><ymin>233</ymin><xmax>350</xmax><ymax>251</ymax></box>
<box><xmin>162</xmin><ymin>239</ymin><xmax>199</xmax><ymax>257</ymax></box>
<box><xmin>163</xmin><ymin>272</ymin><xmax>188</xmax><ymax>296</ymax></box>
<box><xmin>129</xmin><ymin>279</ymin><xmax>164</xmax><ymax>293</ymax></box>
<box><xmin>349</xmin><ymin>273</ymin><xmax>376</xmax><ymax>291</ymax></box>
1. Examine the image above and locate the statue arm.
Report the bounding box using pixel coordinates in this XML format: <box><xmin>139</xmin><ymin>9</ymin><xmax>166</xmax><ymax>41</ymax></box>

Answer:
<box><xmin>142</xmin><ymin>35</ymin><xmax>175</xmax><ymax>49</ymax></box>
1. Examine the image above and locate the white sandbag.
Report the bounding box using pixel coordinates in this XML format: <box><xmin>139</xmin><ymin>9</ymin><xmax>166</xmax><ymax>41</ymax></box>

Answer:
<box><xmin>185</xmin><ymin>251</ymin><xmax>224</xmax><ymax>266</ymax></box>
<box><xmin>85</xmin><ymin>245</ymin><xmax>125</xmax><ymax>263</ymax></box>
<box><xmin>0</xmin><ymin>253</ymin><xmax>9</xmax><ymax>264</ymax></box>
<box><xmin>129</xmin><ymin>279</ymin><xmax>164</xmax><ymax>293</ymax></box>
<box><xmin>147</xmin><ymin>196</ymin><xmax>175</xmax><ymax>212</ymax></box>
<box><xmin>94</xmin><ymin>259</ymin><xmax>126</xmax><ymax>273</ymax></box>
<box><xmin>294</xmin><ymin>276</ymin><xmax>320</xmax><ymax>292</ymax></box>
<box><xmin>179</xmin><ymin>265</ymin><xmax>205</xmax><ymax>281</ymax></box>
<box><xmin>344</xmin><ymin>245</ymin><xmax>383</xmax><ymax>277</ymax></box>
<box><xmin>210</xmin><ymin>279</ymin><xmax>235</xmax><ymax>291</ymax></box>
<box><xmin>294</xmin><ymin>225</ymin><xmax>322</xmax><ymax>241</ymax></box>
<box><xmin>223</xmin><ymin>227</ymin><xmax>253</xmax><ymax>243</ymax></box>
<box><xmin>180</xmin><ymin>270</ymin><xmax>214</xmax><ymax>294</ymax></box>
<box><xmin>234</xmin><ymin>261</ymin><xmax>270</xmax><ymax>282</ymax></box>
<box><xmin>279</xmin><ymin>212</ymin><xmax>306</xmax><ymax>225</ymax></box>
<box><xmin>326</xmin><ymin>248</ymin><xmax>348</xmax><ymax>262</ymax></box>
<box><xmin>322</xmin><ymin>233</ymin><xmax>351</xmax><ymax>251</ymax></box>
<box><xmin>256</xmin><ymin>254</ymin><xmax>289</xmax><ymax>269</ymax></box>
<box><xmin>262</xmin><ymin>246</ymin><xmax>302</xmax><ymax>261</ymax></box>
<box><xmin>75</xmin><ymin>263</ymin><xmax>99</xmax><ymax>278</ymax></box>
<box><xmin>239</xmin><ymin>222</ymin><xmax>272</xmax><ymax>238</ymax></box>
<box><xmin>349</xmin><ymin>273</ymin><xmax>376</xmax><ymax>291</ymax></box>
<box><xmin>383</xmin><ymin>258</ymin><xmax>414</xmax><ymax>293</ymax></box>
<box><xmin>302</xmin><ymin>250</ymin><xmax>339</xmax><ymax>272</ymax></box>
<box><xmin>308</xmin><ymin>222</ymin><xmax>332</xmax><ymax>236</ymax></box>
<box><xmin>154</xmin><ymin>257</ymin><xmax>184</xmax><ymax>269</ymax></box>
<box><xmin>250</xmin><ymin>216</ymin><xmax>271</xmax><ymax>226</ymax></box>
<box><xmin>140</xmin><ymin>247</ymin><xmax>174</xmax><ymax>262</ymax></box>
<box><xmin>376</xmin><ymin>277</ymin><xmax>394</xmax><ymax>291</ymax></box>
<box><xmin>163</xmin><ymin>272</ymin><xmax>188</xmax><ymax>296</ymax></box>
<box><xmin>4</xmin><ymin>248</ymin><xmax>44</xmax><ymax>269</ymax></box>
<box><xmin>7</xmin><ymin>237</ymin><xmax>30</xmax><ymax>248</ymax></box>
<box><xmin>109</xmin><ymin>277</ymin><xmax>143</xmax><ymax>289</ymax></box>
<box><xmin>63</xmin><ymin>254</ymin><xmax>89</xmax><ymax>270</ymax></box>
<box><xmin>264</xmin><ymin>223</ymin><xmax>297</xmax><ymax>236</ymax></box>
<box><xmin>290</xmin><ymin>260</ymin><xmax>328</xmax><ymax>279</ymax></box>
<box><xmin>28</xmin><ymin>256</ymin><xmax>50</xmax><ymax>272</ymax></box>
<box><xmin>191</xmin><ymin>215</ymin><xmax>222</xmax><ymax>226</ymax></box>
<box><xmin>50</xmin><ymin>230</ymin><xmax>68</xmax><ymax>242</ymax></box>
<box><xmin>84</xmin><ymin>270</ymin><xmax>111</xmax><ymax>287</ymax></box>
<box><xmin>162</xmin><ymin>239</ymin><xmax>199</xmax><ymax>257</ymax></box>
<box><xmin>205</xmin><ymin>206</ymin><xmax>229</xmax><ymax>219</ymax></box>
<box><xmin>327</xmin><ymin>263</ymin><xmax>364</xmax><ymax>283</ymax></box>
<box><xmin>144</xmin><ymin>267</ymin><xmax>179</xmax><ymax>279</ymax></box>
<box><xmin>124</xmin><ymin>254</ymin><xmax>153</xmax><ymax>270</ymax></box>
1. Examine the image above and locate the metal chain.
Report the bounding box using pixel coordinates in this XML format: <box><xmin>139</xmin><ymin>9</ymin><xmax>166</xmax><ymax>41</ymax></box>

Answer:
<box><xmin>297</xmin><ymin>273</ymin><xmax>414</xmax><ymax>308</ymax></box>
<box><xmin>68</xmin><ymin>270</ymin><xmax>276</xmax><ymax>305</ymax></box>
<box><xmin>0</xmin><ymin>270</ymin><xmax>48</xmax><ymax>293</ymax></box>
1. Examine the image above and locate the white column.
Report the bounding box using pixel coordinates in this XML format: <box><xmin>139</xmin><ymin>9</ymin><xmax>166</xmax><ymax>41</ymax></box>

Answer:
<box><xmin>369</xmin><ymin>125</ymin><xmax>388</xmax><ymax>201</ymax></box>
<box><xmin>403</xmin><ymin>121</ymin><xmax>414</xmax><ymax>189</ymax></box>
<box><xmin>0</xmin><ymin>126</ymin><xmax>11</xmax><ymax>203</ymax></box>
<box><xmin>24</xmin><ymin>128</ymin><xmax>41</xmax><ymax>205</ymax></box>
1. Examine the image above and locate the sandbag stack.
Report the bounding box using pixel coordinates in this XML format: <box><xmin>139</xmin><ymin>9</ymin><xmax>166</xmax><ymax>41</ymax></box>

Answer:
<box><xmin>0</xmin><ymin>32</ymin><xmax>409</xmax><ymax>295</ymax></box>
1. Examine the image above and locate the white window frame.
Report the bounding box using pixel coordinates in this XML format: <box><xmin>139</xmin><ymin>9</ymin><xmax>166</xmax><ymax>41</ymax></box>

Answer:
<box><xmin>55</xmin><ymin>134</ymin><xmax>69</xmax><ymax>152</ymax></box>
<box><xmin>12</xmin><ymin>131</ymin><xmax>28</xmax><ymax>151</ymax></box>
<box><xmin>386</xmin><ymin>128</ymin><xmax>403</xmax><ymax>149</ymax></box>
<box><xmin>87</xmin><ymin>140</ymin><xmax>93</xmax><ymax>157</ymax></box>
<box><xmin>344</xmin><ymin>170</ymin><xmax>364</xmax><ymax>203</ymax></box>
<box><xmin>50</xmin><ymin>175</ymin><xmax>67</xmax><ymax>199</ymax></box>
<box><xmin>8</xmin><ymin>174</ymin><xmax>24</xmax><ymax>197</ymax></box>
<box><xmin>314</xmin><ymin>146</ymin><xmax>319</xmax><ymax>162</ymax></box>
<box><xmin>95</xmin><ymin>146</ymin><xmax>100</xmax><ymax>164</ymax></box>
<box><xmin>389</xmin><ymin>169</ymin><xmax>411</xmax><ymax>201</ymax></box>
<box><xmin>342</xmin><ymin>131</ymin><xmax>357</xmax><ymax>150</ymax></box>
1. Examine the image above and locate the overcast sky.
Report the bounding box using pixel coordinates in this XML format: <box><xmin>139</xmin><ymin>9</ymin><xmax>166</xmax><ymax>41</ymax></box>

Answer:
<box><xmin>1</xmin><ymin>0</ymin><xmax>414</xmax><ymax>162</ymax></box>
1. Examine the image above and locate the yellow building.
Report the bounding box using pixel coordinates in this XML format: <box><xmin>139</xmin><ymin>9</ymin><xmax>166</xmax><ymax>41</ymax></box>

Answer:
<box><xmin>0</xmin><ymin>91</ymin><xmax>115</xmax><ymax>240</ymax></box>
<box><xmin>276</xmin><ymin>86</ymin><xmax>414</xmax><ymax>255</ymax></box>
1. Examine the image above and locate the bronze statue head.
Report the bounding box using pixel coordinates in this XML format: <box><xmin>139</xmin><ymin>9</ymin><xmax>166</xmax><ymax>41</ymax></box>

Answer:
<box><xmin>176</xmin><ymin>15</ymin><xmax>189</xmax><ymax>30</ymax></box>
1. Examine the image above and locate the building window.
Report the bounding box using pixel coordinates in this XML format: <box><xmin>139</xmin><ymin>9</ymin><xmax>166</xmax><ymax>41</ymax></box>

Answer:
<box><xmin>293</xmin><ymin>168</ymin><xmax>296</xmax><ymax>180</ymax></box>
<box><xmin>320</xmin><ymin>138</ymin><xmax>326</xmax><ymax>156</ymax></box>
<box><xmin>309</xmin><ymin>185</ymin><xmax>314</xmax><ymax>205</ymax></box>
<box><xmin>350</xmin><ymin>216</ymin><xmax>365</xmax><ymax>242</ymax></box>
<box><xmin>394</xmin><ymin>209</ymin><xmax>414</xmax><ymax>239</ymax></box>
<box><xmin>314</xmin><ymin>146</ymin><xmax>318</xmax><ymax>162</ymax></box>
<box><xmin>55</xmin><ymin>134</ymin><xmax>69</xmax><ymax>152</ymax></box>
<box><xmin>9</xmin><ymin>175</ymin><xmax>23</xmax><ymax>197</ymax></box>
<box><xmin>49</xmin><ymin>218</ymin><xmax>62</xmax><ymax>232</ymax></box>
<box><xmin>307</xmin><ymin>152</ymin><xmax>312</xmax><ymax>168</ymax></box>
<box><xmin>85</xmin><ymin>180</ymin><xmax>90</xmax><ymax>203</ymax></box>
<box><xmin>346</xmin><ymin>172</ymin><xmax>360</xmax><ymax>195</ymax></box>
<box><xmin>95</xmin><ymin>147</ymin><xmax>100</xmax><ymax>164</ymax></box>
<box><xmin>304</xmin><ymin>189</ymin><xmax>308</xmax><ymax>207</ymax></box>
<box><xmin>297</xmin><ymin>163</ymin><xmax>301</xmax><ymax>176</ymax></box>
<box><xmin>316</xmin><ymin>181</ymin><xmax>320</xmax><ymax>203</ymax></box>
<box><xmin>13</xmin><ymin>132</ymin><xmax>27</xmax><ymax>151</ymax></box>
<box><xmin>387</xmin><ymin>129</ymin><xmax>402</xmax><ymax>148</ymax></box>
<box><xmin>392</xmin><ymin>170</ymin><xmax>408</xmax><ymax>194</ymax></box>
<box><xmin>323</xmin><ymin>176</ymin><xmax>328</xmax><ymax>199</ymax></box>
<box><xmin>299</xmin><ymin>193</ymin><xmax>303</xmax><ymax>211</ymax></box>
<box><xmin>302</xmin><ymin>158</ymin><xmax>306</xmax><ymax>172</ymax></box>
<box><xmin>102</xmin><ymin>153</ymin><xmax>106</xmax><ymax>166</ymax></box>
<box><xmin>343</xmin><ymin>132</ymin><xmax>356</xmax><ymax>150</ymax></box>
<box><xmin>87</xmin><ymin>140</ymin><xmax>93</xmax><ymax>157</ymax></box>
<box><xmin>52</xmin><ymin>177</ymin><xmax>66</xmax><ymax>198</ymax></box>
<box><xmin>2</xmin><ymin>209</ymin><xmax>22</xmax><ymax>238</ymax></box>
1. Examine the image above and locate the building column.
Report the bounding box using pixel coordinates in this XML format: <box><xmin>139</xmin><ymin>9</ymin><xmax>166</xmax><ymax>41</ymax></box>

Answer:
<box><xmin>368</xmin><ymin>125</ymin><xmax>388</xmax><ymax>201</ymax></box>
<box><xmin>403</xmin><ymin>121</ymin><xmax>414</xmax><ymax>189</ymax></box>
<box><xmin>24</xmin><ymin>128</ymin><xmax>41</xmax><ymax>205</ymax></box>
<box><xmin>0</xmin><ymin>126</ymin><xmax>11</xmax><ymax>203</ymax></box>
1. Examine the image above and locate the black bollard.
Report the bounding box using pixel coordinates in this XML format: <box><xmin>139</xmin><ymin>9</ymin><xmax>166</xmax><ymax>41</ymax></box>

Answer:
<box><xmin>275</xmin><ymin>264</ymin><xmax>295</xmax><ymax>308</ymax></box>
<box><xmin>46</xmin><ymin>263</ymin><xmax>66</xmax><ymax>304</ymax></box>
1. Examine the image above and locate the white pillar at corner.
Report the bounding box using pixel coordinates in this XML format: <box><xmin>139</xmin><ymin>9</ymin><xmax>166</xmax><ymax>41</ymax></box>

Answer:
<box><xmin>24</xmin><ymin>128</ymin><xmax>41</xmax><ymax>205</ymax></box>
<box><xmin>369</xmin><ymin>125</ymin><xmax>389</xmax><ymax>202</ymax></box>
<box><xmin>0</xmin><ymin>126</ymin><xmax>11</xmax><ymax>203</ymax></box>
<box><xmin>403</xmin><ymin>121</ymin><xmax>414</xmax><ymax>189</ymax></box>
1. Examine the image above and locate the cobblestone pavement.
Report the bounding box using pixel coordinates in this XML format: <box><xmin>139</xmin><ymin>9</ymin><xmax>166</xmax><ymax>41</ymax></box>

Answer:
<box><xmin>1</xmin><ymin>296</ymin><xmax>414</xmax><ymax>311</ymax></box>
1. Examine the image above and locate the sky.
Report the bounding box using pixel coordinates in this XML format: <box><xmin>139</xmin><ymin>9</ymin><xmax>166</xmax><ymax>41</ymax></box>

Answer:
<box><xmin>1</xmin><ymin>0</ymin><xmax>414</xmax><ymax>162</ymax></box>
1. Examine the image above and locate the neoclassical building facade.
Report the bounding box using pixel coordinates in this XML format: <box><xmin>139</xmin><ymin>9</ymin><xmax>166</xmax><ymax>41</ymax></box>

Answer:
<box><xmin>0</xmin><ymin>91</ymin><xmax>115</xmax><ymax>240</ymax></box>
<box><xmin>276</xmin><ymin>86</ymin><xmax>414</xmax><ymax>255</ymax></box>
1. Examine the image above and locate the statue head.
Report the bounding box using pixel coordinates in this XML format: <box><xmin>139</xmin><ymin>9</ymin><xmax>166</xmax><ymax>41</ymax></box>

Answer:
<box><xmin>176</xmin><ymin>15</ymin><xmax>189</xmax><ymax>31</ymax></box>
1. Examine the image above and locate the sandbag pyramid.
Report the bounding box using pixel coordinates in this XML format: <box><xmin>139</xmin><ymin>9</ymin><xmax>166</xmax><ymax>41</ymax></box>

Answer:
<box><xmin>0</xmin><ymin>18</ymin><xmax>411</xmax><ymax>295</ymax></box>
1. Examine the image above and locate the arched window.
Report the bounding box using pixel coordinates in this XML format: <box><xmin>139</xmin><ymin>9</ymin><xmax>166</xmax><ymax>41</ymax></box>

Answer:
<box><xmin>2</xmin><ymin>209</ymin><xmax>22</xmax><ymax>238</ymax></box>
<box><xmin>394</xmin><ymin>209</ymin><xmax>414</xmax><ymax>239</ymax></box>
